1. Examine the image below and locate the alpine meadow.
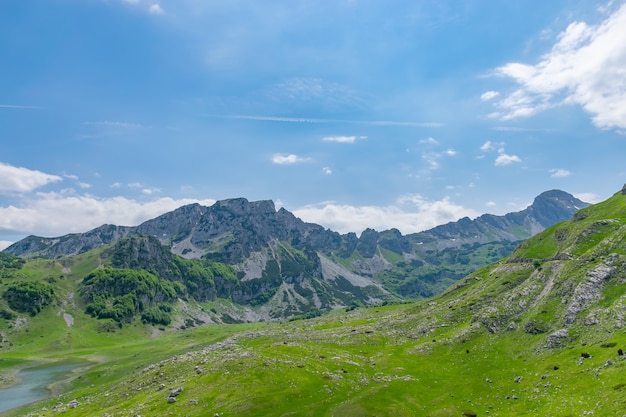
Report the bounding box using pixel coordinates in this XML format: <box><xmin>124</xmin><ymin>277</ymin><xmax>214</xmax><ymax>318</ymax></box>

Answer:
<box><xmin>1</xmin><ymin>186</ymin><xmax>626</xmax><ymax>416</ymax></box>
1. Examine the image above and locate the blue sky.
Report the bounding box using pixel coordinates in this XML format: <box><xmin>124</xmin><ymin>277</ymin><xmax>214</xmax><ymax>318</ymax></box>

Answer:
<box><xmin>2</xmin><ymin>0</ymin><xmax>626</xmax><ymax>249</ymax></box>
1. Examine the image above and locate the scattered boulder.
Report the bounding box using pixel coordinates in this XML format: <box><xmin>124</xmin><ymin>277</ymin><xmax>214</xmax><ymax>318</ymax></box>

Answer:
<box><xmin>546</xmin><ymin>329</ymin><xmax>570</xmax><ymax>348</ymax></box>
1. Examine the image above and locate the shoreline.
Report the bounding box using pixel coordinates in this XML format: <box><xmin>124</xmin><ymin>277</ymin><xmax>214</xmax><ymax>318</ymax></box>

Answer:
<box><xmin>0</xmin><ymin>356</ymin><xmax>102</xmax><ymax>413</ymax></box>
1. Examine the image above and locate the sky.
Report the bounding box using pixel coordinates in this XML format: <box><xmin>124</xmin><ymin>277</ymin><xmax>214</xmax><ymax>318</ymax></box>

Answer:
<box><xmin>2</xmin><ymin>0</ymin><xmax>626</xmax><ymax>250</ymax></box>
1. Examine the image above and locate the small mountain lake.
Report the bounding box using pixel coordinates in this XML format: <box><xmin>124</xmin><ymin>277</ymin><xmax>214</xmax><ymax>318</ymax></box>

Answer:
<box><xmin>0</xmin><ymin>361</ymin><xmax>88</xmax><ymax>413</ymax></box>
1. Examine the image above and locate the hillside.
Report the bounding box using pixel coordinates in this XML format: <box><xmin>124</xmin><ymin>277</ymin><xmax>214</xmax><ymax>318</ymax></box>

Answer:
<box><xmin>0</xmin><ymin>188</ymin><xmax>624</xmax><ymax>417</ymax></box>
<box><xmin>4</xmin><ymin>190</ymin><xmax>587</xmax><ymax>306</ymax></box>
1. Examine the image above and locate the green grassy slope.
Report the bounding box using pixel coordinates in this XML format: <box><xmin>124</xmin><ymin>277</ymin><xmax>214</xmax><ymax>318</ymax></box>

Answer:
<box><xmin>2</xmin><ymin>192</ymin><xmax>626</xmax><ymax>416</ymax></box>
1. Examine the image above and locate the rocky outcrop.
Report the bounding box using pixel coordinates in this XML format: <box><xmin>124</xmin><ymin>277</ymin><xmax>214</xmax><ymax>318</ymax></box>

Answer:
<box><xmin>563</xmin><ymin>263</ymin><xmax>614</xmax><ymax>325</ymax></box>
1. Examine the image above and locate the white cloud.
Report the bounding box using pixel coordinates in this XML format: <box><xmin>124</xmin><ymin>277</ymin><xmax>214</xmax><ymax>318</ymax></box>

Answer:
<box><xmin>271</xmin><ymin>153</ymin><xmax>309</xmax><ymax>165</ymax></box>
<box><xmin>480</xmin><ymin>141</ymin><xmax>494</xmax><ymax>151</ymax></box>
<box><xmin>128</xmin><ymin>182</ymin><xmax>143</xmax><ymax>188</ymax></box>
<box><xmin>322</xmin><ymin>135</ymin><xmax>366</xmax><ymax>143</ymax></box>
<box><xmin>491</xmin><ymin>3</ymin><xmax>626</xmax><ymax>130</ymax></box>
<box><xmin>142</xmin><ymin>187</ymin><xmax>161</xmax><ymax>195</ymax></box>
<box><xmin>322</xmin><ymin>167</ymin><xmax>333</xmax><ymax>175</ymax></box>
<box><xmin>486</xmin><ymin>201</ymin><xmax>497</xmax><ymax>207</ymax></box>
<box><xmin>0</xmin><ymin>193</ymin><xmax>216</xmax><ymax>237</ymax></box>
<box><xmin>0</xmin><ymin>162</ymin><xmax>62</xmax><ymax>193</ymax></box>
<box><xmin>293</xmin><ymin>195</ymin><xmax>478</xmax><ymax>235</ymax></box>
<box><xmin>480</xmin><ymin>91</ymin><xmax>500</xmax><ymax>101</ymax></box>
<box><xmin>494</xmin><ymin>152</ymin><xmax>522</xmax><ymax>166</ymax></box>
<box><xmin>149</xmin><ymin>4</ymin><xmax>164</xmax><ymax>15</ymax></box>
<box><xmin>0</xmin><ymin>241</ymin><xmax>13</xmax><ymax>251</ymax></box>
<box><xmin>575</xmin><ymin>192</ymin><xmax>601</xmax><ymax>203</ymax></box>
<box><xmin>419</xmin><ymin>137</ymin><xmax>439</xmax><ymax>145</ymax></box>
<box><xmin>422</xmin><ymin>153</ymin><xmax>440</xmax><ymax>170</ymax></box>
<box><xmin>445</xmin><ymin>148</ymin><xmax>457</xmax><ymax>156</ymax></box>
<box><xmin>550</xmin><ymin>168</ymin><xmax>572</xmax><ymax>178</ymax></box>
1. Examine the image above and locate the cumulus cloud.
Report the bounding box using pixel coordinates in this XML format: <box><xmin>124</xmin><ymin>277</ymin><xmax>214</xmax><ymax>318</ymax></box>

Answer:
<box><xmin>292</xmin><ymin>195</ymin><xmax>478</xmax><ymax>235</ymax></box>
<box><xmin>322</xmin><ymin>135</ymin><xmax>367</xmax><ymax>143</ymax></box>
<box><xmin>142</xmin><ymin>187</ymin><xmax>161</xmax><ymax>195</ymax></box>
<box><xmin>419</xmin><ymin>137</ymin><xmax>439</xmax><ymax>145</ymax></box>
<box><xmin>271</xmin><ymin>153</ymin><xmax>309</xmax><ymax>165</ymax></box>
<box><xmin>491</xmin><ymin>3</ymin><xmax>626</xmax><ymax>130</ymax></box>
<box><xmin>550</xmin><ymin>168</ymin><xmax>572</xmax><ymax>178</ymax></box>
<box><xmin>480</xmin><ymin>141</ymin><xmax>495</xmax><ymax>151</ymax></box>
<box><xmin>0</xmin><ymin>193</ymin><xmax>216</xmax><ymax>237</ymax></box>
<box><xmin>494</xmin><ymin>152</ymin><xmax>522</xmax><ymax>166</ymax></box>
<box><xmin>575</xmin><ymin>192</ymin><xmax>601</xmax><ymax>203</ymax></box>
<box><xmin>0</xmin><ymin>163</ymin><xmax>62</xmax><ymax>193</ymax></box>
<box><xmin>480</xmin><ymin>91</ymin><xmax>500</xmax><ymax>101</ymax></box>
<box><xmin>322</xmin><ymin>167</ymin><xmax>333</xmax><ymax>175</ymax></box>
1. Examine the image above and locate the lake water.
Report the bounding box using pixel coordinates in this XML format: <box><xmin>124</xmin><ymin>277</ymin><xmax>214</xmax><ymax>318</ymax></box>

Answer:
<box><xmin>0</xmin><ymin>361</ymin><xmax>86</xmax><ymax>413</ymax></box>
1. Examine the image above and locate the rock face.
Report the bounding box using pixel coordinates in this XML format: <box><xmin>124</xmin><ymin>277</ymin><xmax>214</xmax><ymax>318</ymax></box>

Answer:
<box><xmin>4</xmin><ymin>190</ymin><xmax>589</xmax><ymax>303</ymax></box>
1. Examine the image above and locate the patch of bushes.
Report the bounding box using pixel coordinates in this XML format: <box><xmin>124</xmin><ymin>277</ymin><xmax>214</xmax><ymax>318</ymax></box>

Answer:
<box><xmin>141</xmin><ymin>304</ymin><xmax>173</xmax><ymax>325</ymax></box>
<box><xmin>2</xmin><ymin>281</ymin><xmax>55</xmax><ymax>315</ymax></box>
<box><xmin>289</xmin><ymin>308</ymin><xmax>322</xmax><ymax>321</ymax></box>
<box><xmin>0</xmin><ymin>308</ymin><xmax>16</xmax><ymax>320</ymax></box>
<box><xmin>82</xmin><ymin>267</ymin><xmax>178</xmax><ymax>323</ymax></box>
<box><xmin>96</xmin><ymin>320</ymin><xmax>119</xmax><ymax>333</ymax></box>
<box><xmin>0</xmin><ymin>252</ymin><xmax>25</xmax><ymax>270</ymax></box>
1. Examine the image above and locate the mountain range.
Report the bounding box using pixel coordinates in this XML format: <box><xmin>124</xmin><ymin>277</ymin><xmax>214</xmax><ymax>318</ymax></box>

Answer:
<box><xmin>3</xmin><ymin>189</ymin><xmax>588</xmax><ymax>322</ymax></box>
<box><xmin>1</xmin><ymin>187</ymin><xmax>625</xmax><ymax>417</ymax></box>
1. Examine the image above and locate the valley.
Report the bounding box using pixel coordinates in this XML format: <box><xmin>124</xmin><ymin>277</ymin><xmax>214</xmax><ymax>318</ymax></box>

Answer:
<box><xmin>1</xmin><ymin>188</ymin><xmax>625</xmax><ymax>416</ymax></box>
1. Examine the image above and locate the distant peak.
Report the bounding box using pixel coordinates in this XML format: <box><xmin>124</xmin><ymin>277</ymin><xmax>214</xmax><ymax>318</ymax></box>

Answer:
<box><xmin>532</xmin><ymin>189</ymin><xmax>588</xmax><ymax>205</ymax></box>
<box><xmin>214</xmin><ymin>198</ymin><xmax>276</xmax><ymax>213</ymax></box>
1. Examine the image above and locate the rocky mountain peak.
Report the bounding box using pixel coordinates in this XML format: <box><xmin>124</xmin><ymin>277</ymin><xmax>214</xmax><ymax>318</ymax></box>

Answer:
<box><xmin>526</xmin><ymin>189</ymin><xmax>588</xmax><ymax>228</ymax></box>
<box><xmin>214</xmin><ymin>198</ymin><xmax>276</xmax><ymax>215</ymax></box>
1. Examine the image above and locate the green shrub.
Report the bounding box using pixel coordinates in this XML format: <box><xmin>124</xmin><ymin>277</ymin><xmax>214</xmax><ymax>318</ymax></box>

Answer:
<box><xmin>141</xmin><ymin>304</ymin><xmax>173</xmax><ymax>325</ymax></box>
<box><xmin>3</xmin><ymin>281</ymin><xmax>55</xmax><ymax>315</ymax></box>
